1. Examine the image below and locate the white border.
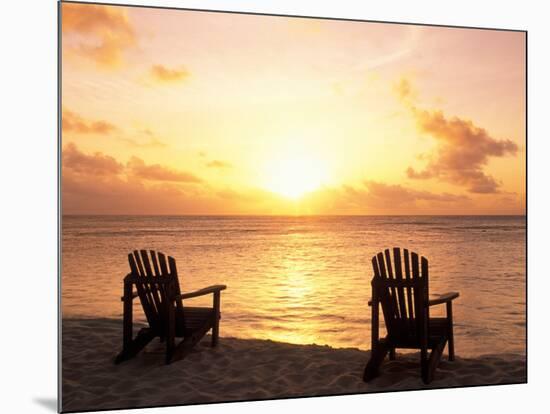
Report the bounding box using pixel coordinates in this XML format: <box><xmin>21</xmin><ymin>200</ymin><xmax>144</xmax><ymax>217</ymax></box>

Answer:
<box><xmin>2</xmin><ymin>0</ymin><xmax>548</xmax><ymax>413</ymax></box>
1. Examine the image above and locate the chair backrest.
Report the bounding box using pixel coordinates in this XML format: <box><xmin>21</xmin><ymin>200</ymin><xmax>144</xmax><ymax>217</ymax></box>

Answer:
<box><xmin>371</xmin><ymin>248</ymin><xmax>429</xmax><ymax>344</ymax></box>
<box><xmin>127</xmin><ymin>250</ymin><xmax>184</xmax><ymax>333</ymax></box>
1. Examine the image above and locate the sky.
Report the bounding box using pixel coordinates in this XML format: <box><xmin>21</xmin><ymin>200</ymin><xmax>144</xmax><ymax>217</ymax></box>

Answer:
<box><xmin>61</xmin><ymin>2</ymin><xmax>526</xmax><ymax>215</ymax></box>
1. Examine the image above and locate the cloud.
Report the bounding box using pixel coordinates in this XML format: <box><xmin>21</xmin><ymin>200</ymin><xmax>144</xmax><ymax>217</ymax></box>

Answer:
<box><xmin>61</xmin><ymin>144</ymin><xmax>214</xmax><ymax>214</ymax></box>
<box><xmin>63</xmin><ymin>144</ymin><xmax>199</xmax><ymax>182</ymax></box>
<box><xmin>61</xmin><ymin>145</ymin><xmax>522</xmax><ymax>215</ymax></box>
<box><xmin>63</xmin><ymin>172</ymin><xmax>217</xmax><ymax>215</ymax></box>
<box><xmin>127</xmin><ymin>156</ymin><xmax>201</xmax><ymax>183</ymax></box>
<box><xmin>396</xmin><ymin>77</ymin><xmax>519</xmax><ymax>194</ymax></box>
<box><xmin>62</xmin><ymin>3</ymin><xmax>136</xmax><ymax>68</ymax></box>
<box><xmin>286</xmin><ymin>180</ymin><xmax>475</xmax><ymax>215</ymax></box>
<box><xmin>407</xmin><ymin>108</ymin><xmax>518</xmax><ymax>193</ymax></box>
<box><xmin>342</xmin><ymin>181</ymin><xmax>522</xmax><ymax>214</ymax></box>
<box><xmin>343</xmin><ymin>181</ymin><xmax>468</xmax><ymax>209</ymax></box>
<box><xmin>150</xmin><ymin>65</ymin><xmax>190</xmax><ymax>83</ymax></box>
<box><xmin>63</xmin><ymin>108</ymin><xmax>167</xmax><ymax>148</ymax></box>
<box><xmin>206</xmin><ymin>160</ymin><xmax>232</xmax><ymax>169</ymax></box>
<box><xmin>62</xmin><ymin>109</ymin><xmax>117</xmax><ymax>135</ymax></box>
<box><xmin>63</xmin><ymin>143</ymin><xmax>124</xmax><ymax>176</ymax></box>
<box><xmin>60</xmin><ymin>146</ymin><xmax>294</xmax><ymax>214</ymax></box>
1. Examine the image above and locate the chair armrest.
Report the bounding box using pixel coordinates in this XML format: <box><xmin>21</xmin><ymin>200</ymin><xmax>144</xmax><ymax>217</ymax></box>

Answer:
<box><xmin>175</xmin><ymin>284</ymin><xmax>227</xmax><ymax>300</ymax></box>
<box><xmin>428</xmin><ymin>291</ymin><xmax>459</xmax><ymax>306</ymax></box>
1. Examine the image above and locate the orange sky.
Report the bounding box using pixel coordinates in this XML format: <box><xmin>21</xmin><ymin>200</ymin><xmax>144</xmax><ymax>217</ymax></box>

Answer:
<box><xmin>61</xmin><ymin>2</ymin><xmax>526</xmax><ymax>215</ymax></box>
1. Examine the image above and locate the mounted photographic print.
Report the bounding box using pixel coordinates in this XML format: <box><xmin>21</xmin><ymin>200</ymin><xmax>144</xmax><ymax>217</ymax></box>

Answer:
<box><xmin>59</xmin><ymin>1</ymin><xmax>527</xmax><ymax>412</ymax></box>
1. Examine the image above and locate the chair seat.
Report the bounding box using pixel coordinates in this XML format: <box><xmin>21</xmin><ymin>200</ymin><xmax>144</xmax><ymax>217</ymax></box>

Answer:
<box><xmin>389</xmin><ymin>317</ymin><xmax>451</xmax><ymax>349</ymax></box>
<box><xmin>175</xmin><ymin>306</ymin><xmax>216</xmax><ymax>336</ymax></box>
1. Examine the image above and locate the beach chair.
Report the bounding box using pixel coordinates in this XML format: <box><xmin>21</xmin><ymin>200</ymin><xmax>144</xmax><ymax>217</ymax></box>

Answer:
<box><xmin>115</xmin><ymin>250</ymin><xmax>227</xmax><ymax>364</ymax></box>
<box><xmin>363</xmin><ymin>248</ymin><xmax>459</xmax><ymax>384</ymax></box>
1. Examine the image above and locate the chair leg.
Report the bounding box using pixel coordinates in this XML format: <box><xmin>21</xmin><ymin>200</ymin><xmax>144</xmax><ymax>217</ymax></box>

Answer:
<box><xmin>212</xmin><ymin>292</ymin><xmax>220</xmax><ymax>347</ymax></box>
<box><xmin>389</xmin><ymin>348</ymin><xmax>396</xmax><ymax>360</ymax></box>
<box><xmin>165</xmin><ymin>303</ymin><xmax>176</xmax><ymax>364</ymax></box>
<box><xmin>448</xmin><ymin>333</ymin><xmax>455</xmax><ymax>361</ymax></box>
<box><xmin>447</xmin><ymin>302</ymin><xmax>455</xmax><ymax>361</ymax></box>
<box><xmin>169</xmin><ymin>323</ymin><xmax>211</xmax><ymax>364</ymax></box>
<box><xmin>363</xmin><ymin>340</ymin><xmax>389</xmax><ymax>382</ymax></box>
<box><xmin>115</xmin><ymin>329</ymin><xmax>156</xmax><ymax>364</ymax></box>
<box><xmin>211</xmin><ymin>318</ymin><xmax>219</xmax><ymax>347</ymax></box>
<box><xmin>420</xmin><ymin>346</ymin><xmax>429</xmax><ymax>383</ymax></box>
<box><xmin>423</xmin><ymin>338</ymin><xmax>446</xmax><ymax>384</ymax></box>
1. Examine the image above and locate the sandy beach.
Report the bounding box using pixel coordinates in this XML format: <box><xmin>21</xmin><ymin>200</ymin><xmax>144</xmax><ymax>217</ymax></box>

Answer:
<box><xmin>61</xmin><ymin>318</ymin><xmax>526</xmax><ymax>412</ymax></box>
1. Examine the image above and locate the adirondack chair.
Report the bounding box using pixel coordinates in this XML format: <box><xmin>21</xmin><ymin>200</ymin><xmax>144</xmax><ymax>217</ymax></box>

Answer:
<box><xmin>115</xmin><ymin>250</ymin><xmax>227</xmax><ymax>364</ymax></box>
<box><xmin>363</xmin><ymin>248</ymin><xmax>459</xmax><ymax>384</ymax></box>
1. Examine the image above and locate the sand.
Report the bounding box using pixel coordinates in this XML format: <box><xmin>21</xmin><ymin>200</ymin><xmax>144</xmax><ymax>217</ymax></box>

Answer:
<box><xmin>61</xmin><ymin>318</ymin><xmax>526</xmax><ymax>412</ymax></box>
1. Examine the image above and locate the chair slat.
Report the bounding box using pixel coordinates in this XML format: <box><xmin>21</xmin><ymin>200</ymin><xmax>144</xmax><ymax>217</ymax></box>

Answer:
<box><xmin>421</xmin><ymin>256</ymin><xmax>430</xmax><ymax>335</ymax></box>
<box><xmin>376</xmin><ymin>252</ymin><xmax>387</xmax><ymax>278</ymax></box>
<box><xmin>150</xmin><ymin>250</ymin><xmax>161</xmax><ymax>276</ymax></box>
<box><xmin>384</xmin><ymin>249</ymin><xmax>400</xmax><ymax>320</ymax></box>
<box><xmin>403</xmin><ymin>248</ymin><xmax>415</xmax><ymax>336</ymax></box>
<box><xmin>168</xmin><ymin>255</ymin><xmax>184</xmax><ymax>312</ymax></box>
<box><xmin>375</xmin><ymin>252</ymin><xmax>395</xmax><ymax>336</ymax></box>
<box><xmin>132</xmin><ymin>250</ymin><xmax>146</xmax><ymax>276</ymax></box>
<box><xmin>393</xmin><ymin>248</ymin><xmax>408</xmax><ymax>325</ymax></box>
<box><xmin>410</xmin><ymin>252</ymin><xmax>424</xmax><ymax>338</ymax></box>
<box><xmin>157</xmin><ymin>253</ymin><xmax>174</xmax><ymax>306</ymax></box>
<box><xmin>372</xmin><ymin>256</ymin><xmax>381</xmax><ymax>278</ymax></box>
<box><xmin>134</xmin><ymin>250</ymin><xmax>159</xmax><ymax>324</ymax></box>
<box><xmin>149</xmin><ymin>250</ymin><xmax>168</xmax><ymax>315</ymax></box>
<box><xmin>158</xmin><ymin>252</ymin><xmax>169</xmax><ymax>275</ymax></box>
<box><xmin>129</xmin><ymin>253</ymin><xmax>156</xmax><ymax>329</ymax></box>
<box><xmin>140</xmin><ymin>250</ymin><xmax>163</xmax><ymax>320</ymax></box>
<box><xmin>128</xmin><ymin>253</ymin><xmax>139</xmax><ymax>275</ymax></box>
<box><xmin>421</xmin><ymin>257</ymin><xmax>429</xmax><ymax>283</ymax></box>
<box><xmin>168</xmin><ymin>256</ymin><xmax>178</xmax><ymax>275</ymax></box>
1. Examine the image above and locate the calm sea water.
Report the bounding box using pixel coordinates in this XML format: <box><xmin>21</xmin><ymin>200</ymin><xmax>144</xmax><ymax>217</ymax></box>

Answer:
<box><xmin>62</xmin><ymin>215</ymin><xmax>526</xmax><ymax>356</ymax></box>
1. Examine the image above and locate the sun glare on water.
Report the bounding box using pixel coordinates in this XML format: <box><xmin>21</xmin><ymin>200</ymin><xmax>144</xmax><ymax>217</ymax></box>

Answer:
<box><xmin>265</xmin><ymin>155</ymin><xmax>327</xmax><ymax>199</ymax></box>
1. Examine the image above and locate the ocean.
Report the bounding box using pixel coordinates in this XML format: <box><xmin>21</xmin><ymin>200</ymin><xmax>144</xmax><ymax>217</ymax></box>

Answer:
<box><xmin>61</xmin><ymin>215</ymin><xmax>526</xmax><ymax>357</ymax></box>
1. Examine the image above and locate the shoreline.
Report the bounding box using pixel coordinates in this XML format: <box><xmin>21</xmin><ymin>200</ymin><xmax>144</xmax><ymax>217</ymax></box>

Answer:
<box><xmin>61</xmin><ymin>318</ymin><xmax>526</xmax><ymax>412</ymax></box>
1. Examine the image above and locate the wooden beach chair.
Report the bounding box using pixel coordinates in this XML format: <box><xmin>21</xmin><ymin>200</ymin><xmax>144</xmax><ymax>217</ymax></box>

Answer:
<box><xmin>363</xmin><ymin>248</ymin><xmax>459</xmax><ymax>384</ymax></box>
<box><xmin>115</xmin><ymin>250</ymin><xmax>227</xmax><ymax>364</ymax></box>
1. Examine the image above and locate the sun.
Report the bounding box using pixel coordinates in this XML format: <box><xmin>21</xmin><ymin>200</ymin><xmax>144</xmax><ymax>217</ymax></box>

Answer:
<box><xmin>264</xmin><ymin>155</ymin><xmax>327</xmax><ymax>199</ymax></box>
